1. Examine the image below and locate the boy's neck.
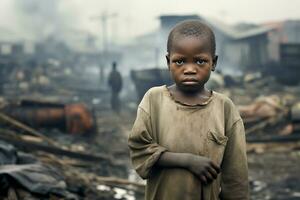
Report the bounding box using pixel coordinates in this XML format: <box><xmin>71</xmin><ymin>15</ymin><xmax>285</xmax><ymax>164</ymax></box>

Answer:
<box><xmin>168</xmin><ymin>84</ymin><xmax>212</xmax><ymax>105</ymax></box>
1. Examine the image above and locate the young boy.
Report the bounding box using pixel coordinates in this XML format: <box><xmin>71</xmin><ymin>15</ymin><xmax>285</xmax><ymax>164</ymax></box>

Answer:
<box><xmin>128</xmin><ymin>20</ymin><xmax>249</xmax><ymax>200</ymax></box>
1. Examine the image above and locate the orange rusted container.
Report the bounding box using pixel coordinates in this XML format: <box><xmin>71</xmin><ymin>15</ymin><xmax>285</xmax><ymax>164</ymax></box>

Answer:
<box><xmin>65</xmin><ymin>103</ymin><xmax>95</xmax><ymax>134</ymax></box>
<box><xmin>3</xmin><ymin>100</ymin><xmax>96</xmax><ymax>135</ymax></box>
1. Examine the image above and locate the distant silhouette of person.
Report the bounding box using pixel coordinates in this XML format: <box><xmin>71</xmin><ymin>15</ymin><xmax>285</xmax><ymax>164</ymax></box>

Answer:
<box><xmin>108</xmin><ymin>61</ymin><xmax>123</xmax><ymax>112</ymax></box>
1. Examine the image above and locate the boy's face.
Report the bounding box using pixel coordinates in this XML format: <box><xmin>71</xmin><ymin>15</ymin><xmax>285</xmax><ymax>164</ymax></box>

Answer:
<box><xmin>166</xmin><ymin>36</ymin><xmax>217</xmax><ymax>93</ymax></box>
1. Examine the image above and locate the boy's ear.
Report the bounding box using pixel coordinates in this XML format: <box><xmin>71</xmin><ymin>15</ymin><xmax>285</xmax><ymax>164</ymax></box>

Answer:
<box><xmin>166</xmin><ymin>53</ymin><xmax>170</xmax><ymax>70</ymax></box>
<box><xmin>212</xmin><ymin>55</ymin><xmax>218</xmax><ymax>71</ymax></box>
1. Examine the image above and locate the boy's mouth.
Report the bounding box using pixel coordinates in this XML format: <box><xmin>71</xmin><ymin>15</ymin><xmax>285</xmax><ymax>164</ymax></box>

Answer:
<box><xmin>181</xmin><ymin>79</ymin><xmax>199</xmax><ymax>85</ymax></box>
<box><xmin>182</xmin><ymin>78</ymin><xmax>198</xmax><ymax>84</ymax></box>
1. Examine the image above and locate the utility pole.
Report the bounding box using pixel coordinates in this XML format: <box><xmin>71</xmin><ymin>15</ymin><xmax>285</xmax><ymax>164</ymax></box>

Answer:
<box><xmin>90</xmin><ymin>12</ymin><xmax>118</xmax><ymax>85</ymax></box>
<box><xmin>90</xmin><ymin>12</ymin><xmax>118</xmax><ymax>53</ymax></box>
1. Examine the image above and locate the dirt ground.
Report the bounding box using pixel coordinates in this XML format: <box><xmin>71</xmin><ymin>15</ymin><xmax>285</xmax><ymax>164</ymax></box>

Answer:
<box><xmin>248</xmin><ymin>150</ymin><xmax>300</xmax><ymax>200</ymax></box>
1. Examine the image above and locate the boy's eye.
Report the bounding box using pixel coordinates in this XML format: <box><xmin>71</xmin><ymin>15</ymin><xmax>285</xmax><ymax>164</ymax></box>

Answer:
<box><xmin>174</xmin><ymin>60</ymin><xmax>184</xmax><ymax>65</ymax></box>
<box><xmin>196</xmin><ymin>59</ymin><xmax>206</xmax><ymax>65</ymax></box>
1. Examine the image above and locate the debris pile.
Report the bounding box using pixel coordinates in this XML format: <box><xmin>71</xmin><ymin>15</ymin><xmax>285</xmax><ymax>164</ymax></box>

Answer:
<box><xmin>226</xmin><ymin>75</ymin><xmax>300</xmax><ymax>143</ymax></box>
<box><xmin>0</xmin><ymin>138</ymin><xmax>144</xmax><ymax>200</ymax></box>
<box><xmin>0</xmin><ymin>97</ymin><xmax>144</xmax><ymax>200</ymax></box>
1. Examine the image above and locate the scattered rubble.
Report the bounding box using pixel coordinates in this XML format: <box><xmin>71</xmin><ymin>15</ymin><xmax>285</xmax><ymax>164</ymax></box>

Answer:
<box><xmin>0</xmin><ymin>109</ymin><xmax>142</xmax><ymax>200</ymax></box>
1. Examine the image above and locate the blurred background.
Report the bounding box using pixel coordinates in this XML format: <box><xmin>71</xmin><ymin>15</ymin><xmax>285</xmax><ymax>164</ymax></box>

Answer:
<box><xmin>0</xmin><ymin>0</ymin><xmax>300</xmax><ymax>199</ymax></box>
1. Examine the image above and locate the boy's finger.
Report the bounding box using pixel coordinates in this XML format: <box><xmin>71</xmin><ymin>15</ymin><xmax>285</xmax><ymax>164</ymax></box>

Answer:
<box><xmin>210</xmin><ymin>162</ymin><xmax>220</xmax><ymax>173</ymax></box>
<box><xmin>200</xmin><ymin>175</ymin><xmax>208</xmax><ymax>184</ymax></box>
<box><xmin>204</xmin><ymin>171</ymin><xmax>213</xmax><ymax>182</ymax></box>
<box><xmin>207</xmin><ymin>167</ymin><xmax>218</xmax><ymax>179</ymax></box>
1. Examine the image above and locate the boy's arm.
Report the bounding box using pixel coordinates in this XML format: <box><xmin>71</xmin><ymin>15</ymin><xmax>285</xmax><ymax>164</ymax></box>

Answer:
<box><xmin>220</xmin><ymin>119</ymin><xmax>249</xmax><ymax>200</ymax></box>
<box><xmin>128</xmin><ymin>107</ymin><xmax>167</xmax><ymax>179</ymax></box>
<box><xmin>157</xmin><ymin>152</ymin><xmax>190</xmax><ymax>168</ymax></box>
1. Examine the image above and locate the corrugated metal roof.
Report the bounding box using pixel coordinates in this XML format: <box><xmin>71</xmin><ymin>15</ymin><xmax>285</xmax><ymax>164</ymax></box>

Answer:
<box><xmin>203</xmin><ymin>16</ymin><xmax>274</xmax><ymax>39</ymax></box>
<box><xmin>233</xmin><ymin>26</ymin><xmax>274</xmax><ymax>39</ymax></box>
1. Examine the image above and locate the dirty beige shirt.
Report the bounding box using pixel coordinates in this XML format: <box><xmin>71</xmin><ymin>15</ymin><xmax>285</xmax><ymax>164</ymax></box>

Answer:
<box><xmin>128</xmin><ymin>85</ymin><xmax>249</xmax><ymax>200</ymax></box>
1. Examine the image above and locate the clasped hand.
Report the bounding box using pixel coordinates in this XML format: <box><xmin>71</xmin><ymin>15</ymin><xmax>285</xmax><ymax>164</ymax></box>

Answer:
<box><xmin>187</xmin><ymin>154</ymin><xmax>220</xmax><ymax>184</ymax></box>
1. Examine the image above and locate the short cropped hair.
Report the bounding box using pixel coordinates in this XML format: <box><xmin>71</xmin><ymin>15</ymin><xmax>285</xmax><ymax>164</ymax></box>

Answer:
<box><xmin>167</xmin><ymin>20</ymin><xmax>216</xmax><ymax>55</ymax></box>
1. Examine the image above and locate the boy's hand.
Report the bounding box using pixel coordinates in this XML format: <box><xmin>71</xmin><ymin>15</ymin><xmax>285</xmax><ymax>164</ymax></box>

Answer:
<box><xmin>187</xmin><ymin>154</ymin><xmax>220</xmax><ymax>184</ymax></box>
<box><xmin>157</xmin><ymin>152</ymin><xmax>220</xmax><ymax>184</ymax></box>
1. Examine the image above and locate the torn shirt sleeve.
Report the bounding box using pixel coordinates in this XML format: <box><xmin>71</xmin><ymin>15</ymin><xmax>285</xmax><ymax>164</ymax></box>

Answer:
<box><xmin>128</xmin><ymin>107</ymin><xmax>167</xmax><ymax>179</ymax></box>
<box><xmin>220</xmin><ymin>119</ymin><xmax>249</xmax><ymax>200</ymax></box>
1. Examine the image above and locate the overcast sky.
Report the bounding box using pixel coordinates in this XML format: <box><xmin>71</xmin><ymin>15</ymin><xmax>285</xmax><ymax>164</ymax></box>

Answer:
<box><xmin>0</xmin><ymin>0</ymin><xmax>300</xmax><ymax>42</ymax></box>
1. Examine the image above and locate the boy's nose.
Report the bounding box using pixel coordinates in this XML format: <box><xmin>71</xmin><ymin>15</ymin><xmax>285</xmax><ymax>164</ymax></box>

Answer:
<box><xmin>183</xmin><ymin>64</ymin><xmax>197</xmax><ymax>74</ymax></box>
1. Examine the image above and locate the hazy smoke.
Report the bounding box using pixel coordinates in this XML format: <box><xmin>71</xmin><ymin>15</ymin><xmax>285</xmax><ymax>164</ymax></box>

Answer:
<box><xmin>13</xmin><ymin>0</ymin><xmax>71</xmax><ymax>41</ymax></box>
